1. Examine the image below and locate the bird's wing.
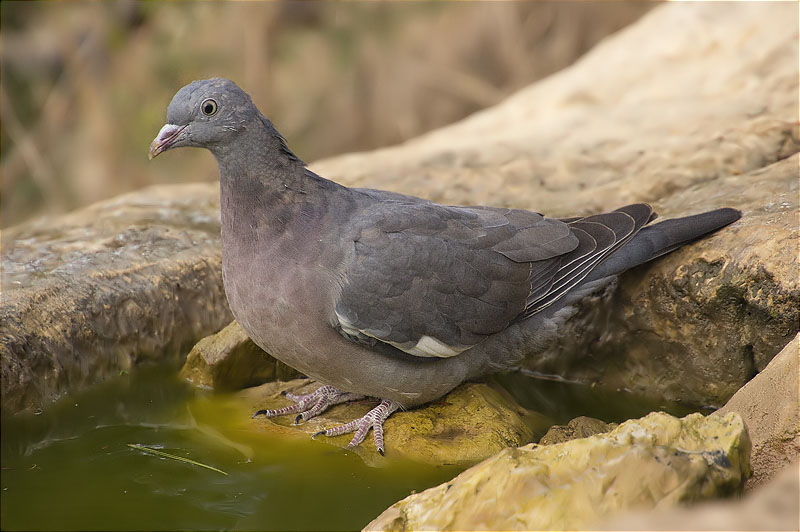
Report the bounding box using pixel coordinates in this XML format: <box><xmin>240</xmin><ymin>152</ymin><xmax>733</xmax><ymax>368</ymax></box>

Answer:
<box><xmin>521</xmin><ymin>203</ymin><xmax>653</xmax><ymax>317</ymax></box>
<box><xmin>334</xmin><ymin>198</ymin><xmax>653</xmax><ymax>359</ymax></box>
<box><xmin>333</xmin><ymin>200</ymin><xmax>580</xmax><ymax>358</ymax></box>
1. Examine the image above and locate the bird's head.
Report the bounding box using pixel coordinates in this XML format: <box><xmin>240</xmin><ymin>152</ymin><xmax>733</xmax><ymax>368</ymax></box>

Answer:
<box><xmin>149</xmin><ymin>78</ymin><xmax>257</xmax><ymax>159</ymax></box>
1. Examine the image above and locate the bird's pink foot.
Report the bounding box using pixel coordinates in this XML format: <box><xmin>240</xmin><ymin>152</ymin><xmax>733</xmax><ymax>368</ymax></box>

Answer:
<box><xmin>253</xmin><ymin>385</ymin><xmax>365</xmax><ymax>424</ymax></box>
<box><xmin>313</xmin><ymin>399</ymin><xmax>399</xmax><ymax>455</ymax></box>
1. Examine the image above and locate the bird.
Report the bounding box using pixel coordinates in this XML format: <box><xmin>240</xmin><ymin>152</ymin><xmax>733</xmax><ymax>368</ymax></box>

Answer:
<box><xmin>150</xmin><ymin>78</ymin><xmax>741</xmax><ymax>455</ymax></box>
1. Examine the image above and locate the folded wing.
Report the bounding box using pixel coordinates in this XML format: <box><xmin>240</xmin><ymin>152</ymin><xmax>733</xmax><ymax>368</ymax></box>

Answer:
<box><xmin>334</xmin><ymin>197</ymin><xmax>652</xmax><ymax>359</ymax></box>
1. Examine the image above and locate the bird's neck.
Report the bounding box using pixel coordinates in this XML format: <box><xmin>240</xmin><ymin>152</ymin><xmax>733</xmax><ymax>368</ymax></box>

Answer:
<box><xmin>214</xmin><ymin>118</ymin><xmax>350</xmax><ymax>244</ymax></box>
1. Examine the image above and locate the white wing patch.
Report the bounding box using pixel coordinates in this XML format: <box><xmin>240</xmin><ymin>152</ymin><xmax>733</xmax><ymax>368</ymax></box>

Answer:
<box><xmin>336</xmin><ymin>311</ymin><xmax>362</xmax><ymax>337</ymax></box>
<box><xmin>335</xmin><ymin>310</ymin><xmax>468</xmax><ymax>358</ymax></box>
<box><xmin>397</xmin><ymin>335</ymin><xmax>468</xmax><ymax>358</ymax></box>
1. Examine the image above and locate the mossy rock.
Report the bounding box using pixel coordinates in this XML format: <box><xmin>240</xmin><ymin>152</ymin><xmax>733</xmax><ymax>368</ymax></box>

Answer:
<box><xmin>238</xmin><ymin>378</ymin><xmax>547</xmax><ymax>466</ymax></box>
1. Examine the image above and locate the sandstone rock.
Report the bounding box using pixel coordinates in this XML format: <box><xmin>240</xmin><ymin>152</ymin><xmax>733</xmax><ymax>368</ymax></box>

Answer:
<box><xmin>523</xmin><ymin>155</ymin><xmax>799</xmax><ymax>407</ymax></box>
<box><xmin>240</xmin><ymin>379</ymin><xmax>544</xmax><ymax>466</ymax></box>
<box><xmin>538</xmin><ymin>415</ymin><xmax>617</xmax><ymax>445</ymax></box>
<box><xmin>365</xmin><ymin>412</ymin><xmax>751</xmax><ymax>531</ymax></box>
<box><xmin>715</xmin><ymin>333</ymin><xmax>799</xmax><ymax>491</ymax></box>
<box><xmin>315</xmin><ymin>3</ymin><xmax>797</xmax><ymax>213</ymax></box>
<box><xmin>599</xmin><ymin>460</ymin><xmax>799</xmax><ymax>531</ymax></box>
<box><xmin>1</xmin><ymin>184</ymin><xmax>230</xmax><ymax>415</ymax></box>
<box><xmin>179</xmin><ymin>320</ymin><xmax>302</xmax><ymax>391</ymax></box>
<box><xmin>312</xmin><ymin>1</ymin><xmax>798</xmax><ymax>407</ymax></box>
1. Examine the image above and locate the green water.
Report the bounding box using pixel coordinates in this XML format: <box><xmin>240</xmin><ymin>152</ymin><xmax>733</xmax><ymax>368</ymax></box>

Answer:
<box><xmin>1</xmin><ymin>365</ymin><xmax>702</xmax><ymax>531</ymax></box>
<box><xmin>1</xmin><ymin>366</ymin><xmax>460</xmax><ymax>531</ymax></box>
<box><xmin>493</xmin><ymin>372</ymin><xmax>705</xmax><ymax>426</ymax></box>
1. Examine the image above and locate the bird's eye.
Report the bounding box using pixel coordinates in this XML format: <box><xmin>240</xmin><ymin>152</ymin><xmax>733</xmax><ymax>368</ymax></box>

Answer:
<box><xmin>201</xmin><ymin>98</ymin><xmax>218</xmax><ymax>116</ymax></box>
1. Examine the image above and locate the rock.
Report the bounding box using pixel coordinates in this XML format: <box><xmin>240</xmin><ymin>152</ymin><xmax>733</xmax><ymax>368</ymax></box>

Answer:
<box><xmin>1</xmin><ymin>184</ymin><xmax>231</xmax><ymax>415</ymax></box>
<box><xmin>179</xmin><ymin>320</ymin><xmax>303</xmax><ymax>390</ymax></box>
<box><xmin>538</xmin><ymin>416</ymin><xmax>617</xmax><ymax>445</ymax></box>
<box><xmin>315</xmin><ymin>3</ymin><xmax>797</xmax><ymax>213</ymax></box>
<box><xmin>240</xmin><ymin>379</ymin><xmax>545</xmax><ymax>466</ymax></box>
<box><xmin>598</xmin><ymin>460</ymin><xmax>799</xmax><ymax>531</ymax></box>
<box><xmin>312</xmin><ymin>1</ymin><xmax>798</xmax><ymax>407</ymax></box>
<box><xmin>365</xmin><ymin>412</ymin><xmax>751</xmax><ymax>531</ymax></box>
<box><xmin>715</xmin><ymin>333</ymin><xmax>799</xmax><ymax>491</ymax></box>
<box><xmin>524</xmin><ymin>155</ymin><xmax>799</xmax><ymax>407</ymax></box>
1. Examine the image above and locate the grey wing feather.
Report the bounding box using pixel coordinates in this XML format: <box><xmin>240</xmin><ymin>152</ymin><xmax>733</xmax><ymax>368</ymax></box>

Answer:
<box><xmin>334</xmin><ymin>200</ymin><xmax>576</xmax><ymax>358</ymax></box>
<box><xmin>522</xmin><ymin>207</ymin><xmax>651</xmax><ymax>316</ymax></box>
<box><xmin>334</xmin><ymin>197</ymin><xmax>653</xmax><ymax>359</ymax></box>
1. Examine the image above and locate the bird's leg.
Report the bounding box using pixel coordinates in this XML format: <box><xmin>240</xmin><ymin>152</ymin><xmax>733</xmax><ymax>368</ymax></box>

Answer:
<box><xmin>253</xmin><ymin>385</ymin><xmax>365</xmax><ymax>424</ymax></box>
<box><xmin>313</xmin><ymin>399</ymin><xmax>400</xmax><ymax>455</ymax></box>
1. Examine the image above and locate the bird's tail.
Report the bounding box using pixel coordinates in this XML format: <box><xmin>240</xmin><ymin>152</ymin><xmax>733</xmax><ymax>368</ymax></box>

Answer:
<box><xmin>585</xmin><ymin>207</ymin><xmax>741</xmax><ymax>282</ymax></box>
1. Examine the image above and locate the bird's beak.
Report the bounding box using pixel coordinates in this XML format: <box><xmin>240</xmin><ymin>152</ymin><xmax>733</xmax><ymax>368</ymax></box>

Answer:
<box><xmin>148</xmin><ymin>124</ymin><xmax>187</xmax><ymax>160</ymax></box>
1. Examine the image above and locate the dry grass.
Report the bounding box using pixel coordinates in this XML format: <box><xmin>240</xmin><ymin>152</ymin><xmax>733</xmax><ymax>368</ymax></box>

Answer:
<box><xmin>0</xmin><ymin>1</ymin><xmax>654</xmax><ymax>228</ymax></box>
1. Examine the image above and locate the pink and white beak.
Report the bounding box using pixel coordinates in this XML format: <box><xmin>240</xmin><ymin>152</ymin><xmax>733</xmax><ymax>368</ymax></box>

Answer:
<box><xmin>148</xmin><ymin>124</ymin><xmax>187</xmax><ymax>160</ymax></box>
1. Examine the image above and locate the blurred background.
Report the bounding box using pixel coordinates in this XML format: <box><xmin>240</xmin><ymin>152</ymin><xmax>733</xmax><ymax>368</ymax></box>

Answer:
<box><xmin>1</xmin><ymin>1</ymin><xmax>654</xmax><ymax>228</ymax></box>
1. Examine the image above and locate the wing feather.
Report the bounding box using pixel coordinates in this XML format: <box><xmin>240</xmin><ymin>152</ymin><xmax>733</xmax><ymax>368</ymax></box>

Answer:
<box><xmin>334</xmin><ymin>196</ymin><xmax>653</xmax><ymax>359</ymax></box>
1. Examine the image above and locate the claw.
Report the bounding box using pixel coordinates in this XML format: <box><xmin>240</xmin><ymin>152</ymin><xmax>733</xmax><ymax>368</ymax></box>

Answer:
<box><xmin>318</xmin><ymin>399</ymin><xmax>399</xmax><ymax>454</ymax></box>
<box><xmin>254</xmin><ymin>386</ymin><xmax>400</xmax><ymax>454</ymax></box>
<box><xmin>253</xmin><ymin>385</ymin><xmax>365</xmax><ymax>423</ymax></box>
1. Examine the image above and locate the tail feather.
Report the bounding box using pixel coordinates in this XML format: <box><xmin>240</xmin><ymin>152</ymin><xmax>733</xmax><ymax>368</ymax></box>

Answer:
<box><xmin>585</xmin><ymin>207</ymin><xmax>741</xmax><ymax>282</ymax></box>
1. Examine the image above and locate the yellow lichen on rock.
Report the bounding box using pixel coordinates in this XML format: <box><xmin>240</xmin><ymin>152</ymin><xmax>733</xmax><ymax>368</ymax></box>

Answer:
<box><xmin>365</xmin><ymin>411</ymin><xmax>750</xmax><ymax>531</ymax></box>
<box><xmin>240</xmin><ymin>378</ymin><xmax>543</xmax><ymax>466</ymax></box>
<box><xmin>179</xmin><ymin>320</ymin><xmax>302</xmax><ymax>391</ymax></box>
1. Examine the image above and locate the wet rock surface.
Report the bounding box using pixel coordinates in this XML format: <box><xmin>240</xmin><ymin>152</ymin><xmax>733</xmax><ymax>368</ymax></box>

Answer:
<box><xmin>240</xmin><ymin>379</ymin><xmax>543</xmax><ymax>467</ymax></box>
<box><xmin>1</xmin><ymin>184</ymin><xmax>231</xmax><ymax>415</ymax></box>
<box><xmin>365</xmin><ymin>412</ymin><xmax>751</xmax><ymax>531</ymax></box>
<box><xmin>179</xmin><ymin>320</ymin><xmax>302</xmax><ymax>391</ymax></box>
